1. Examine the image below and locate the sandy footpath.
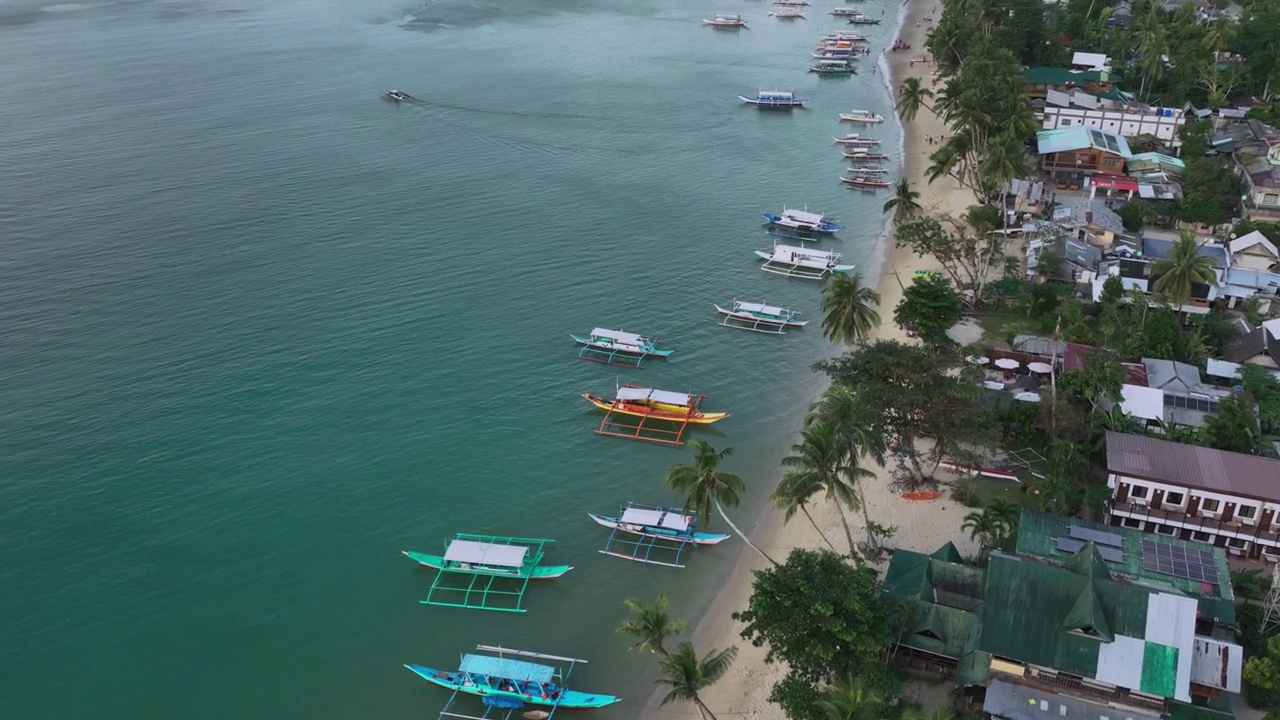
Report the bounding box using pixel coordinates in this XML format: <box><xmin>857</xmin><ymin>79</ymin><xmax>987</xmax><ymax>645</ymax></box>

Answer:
<box><xmin>635</xmin><ymin>4</ymin><xmax>979</xmax><ymax>718</ymax></box>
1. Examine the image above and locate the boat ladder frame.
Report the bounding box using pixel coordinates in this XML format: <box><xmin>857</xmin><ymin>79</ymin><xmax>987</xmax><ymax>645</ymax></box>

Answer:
<box><xmin>598</xmin><ymin>502</ymin><xmax>698</xmax><ymax>569</ymax></box>
<box><xmin>421</xmin><ymin>535</ymin><xmax>555</xmax><ymax>613</ymax></box>
<box><xmin>717</xmin><ymin>299</ymin><xmax>793</xmax><ymax>335</ymax></box>
<box><xmin>435</xmin><ymin>646</ymin><xmax>586</xmax><ymax>720</ymax></box>
<box><xmin>595</xmin><ymin>395</ymin><xmax>707</xmax><ymax>446</ymax></box>
<box><xmin>576</xmin><ymin>344</ymin><xmax>647</xmax><ymax>369</ymax></box>
<box><xmin>759</xmin><ymin>259</ymin><xmax>836</xmax><ymax>281</ymax></box>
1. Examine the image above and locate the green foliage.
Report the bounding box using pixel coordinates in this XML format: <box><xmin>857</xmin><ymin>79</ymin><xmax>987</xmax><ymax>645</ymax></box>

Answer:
<box><xmin>894</xmin><ymin>275</ymin><xmax>964</xmax><ymax>346</ymax></box>
<box><xmin>734</xmin><ymin>549</ymin><xmax>892</xmax><ymax>685</ymax></box>
<box><xmin>1205</xmin><ymin>391</ymin><xmax>1262</xmax><ymax>453</ymax></box>
<box><xmin>1178</xmin><ymin>120</ymin><xmax>1212</xmax><ymax>159</ymax></box>
<box><xmin>821</xmin><ymin>272</ymin><xmax>882</xmax><ymax>346</ymax></box>
<box><xmin>1241</xmin><ymin>364</ymin><xmax>1280</xmax><ymax>437</ymax></box>
<box><xmin>1098</xmin><ymin>275</ymin><xmax>1125</xmax><ymax>307</ymax></box>
<box><xmin>617</xmin><ymin>595</ymin><xmax>689</xmax><ymax>656</ymax></box>
<box><xmin>1059</xmin><ymin>349</ymin><xmax>1128</xmax><ymax>414</ymax></box>
<box><xmin>1178</xmin><ymin>158</ymin><xmax>1244</xmax><ymax>227</ymax></box>
<box><xmin>1245</xmin><ymin>636</ymin><xmax>1280</xmax><ymax>692</ymax></box>
<box><xmin>1116</xmin><ymin>200</ymin><xmax>1148</xmax><ymax>232</ymax></box>
<box><xmin>894</xmin><ymin>214</ymin><xmax>1004</xmax><ymax>310</ymax></box>
<box><xmin>654</xmin><ymin>642</ymin><xmax>738</xmax><ymax>720</ymax></box>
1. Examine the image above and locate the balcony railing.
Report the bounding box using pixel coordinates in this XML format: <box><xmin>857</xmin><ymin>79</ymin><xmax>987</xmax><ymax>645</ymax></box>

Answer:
<box><xmin>1012</xmin><ymin>667</ymin><xmax>1168</xmax><ymax>714</ymax></box>
<box><xmin>1111</xmin><ymin>502</ymin><xmax>1280</xmax><ymax>544</ymax></box>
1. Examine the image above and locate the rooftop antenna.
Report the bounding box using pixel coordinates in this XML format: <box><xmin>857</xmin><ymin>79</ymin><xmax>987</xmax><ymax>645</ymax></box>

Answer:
<box><xmin>1263</xmin><ymin>563</ymin><xmax>1280</xmax><ymax>636</ymax></box>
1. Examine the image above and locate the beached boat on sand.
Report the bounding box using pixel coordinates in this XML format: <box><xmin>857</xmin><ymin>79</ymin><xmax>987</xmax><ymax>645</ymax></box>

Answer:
<box><xmin>839</xmin><ymin>109</ymin><xmax>885</xmax><ymax>123</ymax></box>
<box><xmin>703</xmin><ymin>14</ymin><xmax>747</xmax><ymax>28</ymax></box>
<box><xmin>755</xmin><ymin>244</ymin><xmax>855</xmax><ymax>280</ymax></box>
<box><xmin>405</xmin><ymin>646</ymin><xmax>619</xmax><ymax>710</ymax></box>
<box><xmin>715</xmin><ymin>299</ymin><xmax>808</xmax><ymax>333</ymax></box>
<box><xmin>739</xmin><ymin>89</ymin><xmax>808</xmax><ymax>108</ymax></box>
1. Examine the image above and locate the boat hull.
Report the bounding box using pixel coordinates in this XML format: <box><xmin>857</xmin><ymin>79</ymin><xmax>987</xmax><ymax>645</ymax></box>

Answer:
<box><xmin>739</xmin><ymin>95</ymin><xmax>806</xmax><ymax>108</ymax></box>
<box><xmin>569</xmin><ymin>335</ymin><xmax>672</xmax><ymax>358</ymax></box>
<box><xmin>581</xmin><ymin>393</ymin><xmax>726</xmax><ymax>424</ymax></box>
<box><xmin>714</xmin><ymin>304</ymin><xmax>807</xmax><ymax>328</ymax></box>
<box><xmin>402</xmin><ymin>551</ymin><xmax>573</xmax><ymax>579</ymax></box>
<box><xmin>404</xmin><ymin>665</ymin><xmax>619</xmax><ymax>709</ymax></box>
<box><xmin>588</xmin><ymin>513</ymin><xmax>730</xmax><ymax>545</ymax></box>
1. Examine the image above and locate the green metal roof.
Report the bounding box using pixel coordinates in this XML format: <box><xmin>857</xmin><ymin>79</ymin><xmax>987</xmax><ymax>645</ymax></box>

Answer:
<box><xmin>881</xmin><ymin>547</ymin><xmax>984</xmax><ymax>660</ymax></box>
<box><xmin>931</xmin><ymin>541</ymin><xmax>964</xmax><ymax>563</ymax></box>
<box><xmin>1024</xmin><ymin>67</ymin><xmax>1123</xmax><ymax>85</ymax></box>
<box><xmin>1013</xmin><ymin>509</ymin><xmax>1235</xmax><ymax>625</ymax></box>
<box><xmin>954</xmin><ymin>651</ymin><xmax>991</xmax><ymax>686</ymax></box>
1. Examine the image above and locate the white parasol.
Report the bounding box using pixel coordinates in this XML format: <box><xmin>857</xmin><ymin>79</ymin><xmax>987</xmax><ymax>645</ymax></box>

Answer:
<box><xmin>994</xmin><ymin>358</ymin><xmax>1021</xmax><ymax>370</ymax></box>
<box><xmin>1014</xmin><ymin>392</ymin><xmax>1042</xmax><ymax>403</ymax></box>
<box><xmin>1027</xmin><ymin>361</ymin><xmax>1054</xmax><ymax>374</ymax></box>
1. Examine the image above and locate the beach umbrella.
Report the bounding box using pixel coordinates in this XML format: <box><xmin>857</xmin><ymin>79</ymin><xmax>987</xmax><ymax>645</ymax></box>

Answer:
<box><xmin>1014</xmin><ymin>392</ymin><xmax>1041</xmax><ymax>403</ymax></box>
<box><xmin>994</xmin><ymin>358</ymin><xmax>1020</xmax><ymax>370</ymax></box>
<box><xmin>1027</xmin><ymin>361</ymin><xmax>1053</xmax><ymax>374</ymax></box>
<box><xmin>965</xmin><ymin>355</ymin><xmax>990</xmax><ymax>365</ymax></box>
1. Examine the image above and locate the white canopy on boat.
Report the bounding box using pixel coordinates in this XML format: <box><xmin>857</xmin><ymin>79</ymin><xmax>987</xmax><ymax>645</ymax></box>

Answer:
<box><xmin>769</xmin><ymin>245</ymin><xmax>838</xmax><ymax>262</ymax></box>
<box><xmin>616</xmin><ymin>386</ymin><xmax>693</xmax><ymax>406</ymax></box>
<box><xmin>591</xmin><ymin>327</ymin><xmax>644</xmax><ymax>344</ymax></box>
<box><xmin>737</xmin><ymin>301</ymin><xmax>786</xmax><ymax>315</ymax></box>
<box><xmin>621</xmin><ymin>507</ymin><xmax>693</xmax><ymax>530</ymax></box>
<box><xmin>444</xmin><ymin>539</ymin><xmax>529</xmax><ymax>568</ymax></box>
<box><xmin>781</xmin><ymin>208</ymin><xmax>824</xmax><ymax>225</ymax></box>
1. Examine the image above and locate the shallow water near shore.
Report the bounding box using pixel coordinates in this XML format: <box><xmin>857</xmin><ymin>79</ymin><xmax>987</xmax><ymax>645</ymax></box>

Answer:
<box><xmin>0</xmin><ymin>1</ymin><xmax>901</xmax><ymax>717</ymax></box>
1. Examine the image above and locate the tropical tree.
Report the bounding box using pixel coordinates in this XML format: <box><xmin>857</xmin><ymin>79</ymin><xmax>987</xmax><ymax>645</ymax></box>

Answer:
<box><xmin>771</xmin><ymin>469</ymin><xmax>840</xmax><ymax>554</ymax></box>
<box><xmin>882</xmin><ymin>178</ymin><xmax>922</xmax><ymax>225</ymax></box>
<box><xmin>617</xmin><ymin>594</ymin><xmax>688</xmax><ymax>656</ymax></box>
<box><xmin>895</xmin><ymin>76</ymin><xmax>934</xmax><ymax>122</ymax></box>
<box><xmin>816</xmin><ymin>675</ymin><xmax>888</xmax><ymax>720</ymax></box>
<box><xmin>666</xmin><ymin>440</ymin><xmax>776</xmax><ymax>565</ymax></box>
<box><xmin>806</xmin><ymin>385</ymin><xmax>890</xmax><ymax>552</ymax></box>
<box><xmin>985</xmin><ymin>498</ymin><xmax>1021</xmax><ymax>542</ymax></box>
<box><xmin>654</xmin><ymin>642</ymin><xmax>738</xmax><ymax>720</ymax></box>
<box><xmin>1027</xmin><ymin>472</ymin><xmax>1074</xmax><ymax>514</ymax></box>
<box><xmin>780</xmin><ymin>421</ymin><xmax>873</xmax><ymax>558</ymax></box>
<box><xmin>962</xmin><ymin>509</ymin><xmax>1004</xmax><ymax>560</ymax></box>
<box><xmin>893</xmin><ymin>274</ymin><xmax>963</xmax><ymax>346</ymax></box>
<box><xmin>820</xmin><ymin>271</ymin><xmax>882</xmax><ymax>345</ymax></box>
<box><xmin>1151</xmin><ymin>231</ymin><xmax>1219</xmax><ymax>305</ymax></box>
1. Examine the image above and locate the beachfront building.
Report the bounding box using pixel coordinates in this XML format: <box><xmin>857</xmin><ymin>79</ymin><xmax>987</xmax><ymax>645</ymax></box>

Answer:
<box><xmin>1025</xmin><ymin>67</ymin><xmax>1123</xmax><ymax>101</ymax></box>
<box><xmin>1105</xmin><ymin>431</ymin><xmax>1280</xmax><ymax>561</ymax></box>
<box><xmin>1037</xmin><ymin>127</ymin><xmax>1133</xmax><ymax>188</ymax></box>
<box><xmin>1038</xmin><ymin>88</ymin><xmax>1186</xmax><ymax>148</ymax></box>
<box><xmin>1098</xmin><ymin>358</ymin><xmax>1231</xmax><ymax>431</ymax></box>
<box><xmin>1213</xmin><ymin>120</ymin><xmax>1280</xmax><ymax>221</ymax></box>
<box><xmin>881</xmin><ymin>509</ymin><xmax>1243</xmax><ymax>720</ymax></box>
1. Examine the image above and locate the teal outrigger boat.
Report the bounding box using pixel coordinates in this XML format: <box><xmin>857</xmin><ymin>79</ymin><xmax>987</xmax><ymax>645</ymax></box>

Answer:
<box><xmin>808</xmin><ymin>59</ymin><xmax>856</xmax><ymax>75</ymax></box>
<box><xmin>403</xmin><ymin>534</ymin><xmax>572</xmax><ymax>613</ymax></box>
<box><xmin>405</xmin><ymin>645</ymin><xmax>620</xmax><ymax>715</ymax></box>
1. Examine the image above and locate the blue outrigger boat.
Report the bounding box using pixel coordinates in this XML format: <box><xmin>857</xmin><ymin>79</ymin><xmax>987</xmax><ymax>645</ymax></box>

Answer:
<box><xmin>406</xmin><ymin>645</ymin><xmax>619</xmax><ymax>718</ymax></box>
<box><xmin>763</xmin><ymin>207</ymin><xmax>845</xmax><ymax>238</ymax></box>
<box><xmin>739</xmin><ymin>89</ymin><xmax>809</xmax><ymax>108</ymax></box>
<box><xmin>570</xmin><ymin>327</ymin><xmax>671</xmax><ymax>368</ymax></box>
<box><xmin>589</xmin><ymin>501</ymin><xmax>730</xmax><ymax>568</ymax></box>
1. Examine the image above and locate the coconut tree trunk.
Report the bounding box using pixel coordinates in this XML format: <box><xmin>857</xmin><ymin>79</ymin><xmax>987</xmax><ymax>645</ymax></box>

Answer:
<box><xmin>694</xmin><ymin>696</ymin><xmax>720</xmax><ymax>720</ymax></box>
<box><xmin>855</xmin><ymin>476</ymin><xmax>879</xmax><ymax>552</ymax></box>
<box><xmin>800</xmin><ymin>505</ymin><xmax>840</xmax><ymax>553</ymax></box>
<box><xmin>834</xmin><ymin>503</ymin><xmax>860</xmax><ymax>559</ymax></box>
<box><xmin>715</xmin><ymin>501</ymin><xmax>777</xmax><ymax>565</ymax></box>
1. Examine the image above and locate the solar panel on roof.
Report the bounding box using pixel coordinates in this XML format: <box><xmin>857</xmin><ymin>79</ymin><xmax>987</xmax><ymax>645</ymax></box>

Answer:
<box><xmin>1055</xmin><ymin>537</ymin><xmax>1085</xmax><ymax>553</ymax></box>
<box><xmin>1140</xmin><ymin>538</ymin><xmax>1219</xmax><ymax>585</ymax></box>
<box><xmin>1098</xmin><ymin>546</ymin><xmax>1125</xmax><ymax>563</ymax></box>
<box><xmin>1067</xmin><ymin>525</ymin><xmax>1124</xmax><ymax>547</ymax></box>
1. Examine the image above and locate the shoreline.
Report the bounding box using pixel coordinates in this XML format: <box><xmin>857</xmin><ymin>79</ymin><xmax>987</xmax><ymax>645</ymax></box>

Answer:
<box><xmin>637</xmin><ymin>3</ymin><xmax>980</xmax><ymax>718</ymax></box>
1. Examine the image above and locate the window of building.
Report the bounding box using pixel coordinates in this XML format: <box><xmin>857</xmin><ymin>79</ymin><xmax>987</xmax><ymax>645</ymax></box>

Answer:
<box><xmin>1265</xmin><ymin>193</ymin><xmax>1280</xmax><ymax>206</ymax></box>
<box><xmin>1193</xmin><ymin>531</ymin><xmax>1212</xmax><ymax>542</ymax></box>
<box><xmin>1238</xmin><ymin>505</ymin><xmax>1257</xmax><ymax>519</ymax></box>
<box><xmin>1130</xmin><ymin>485</ymin><xmax>1149</xmax><ymax>499</ymax></box>
<box><xmin>1061</xmin><ymin>119</ymin><xmax>1072</xmax><ymax>126</ymax></box>
<box><xmin>1156</xmin><ymin>524</ymin><xmax>1179</xmax><ymax>536</ymax></box>
<box><xmin>1202</xmin><ymin>498</ymin><xmax>1220</xmax><ymax>512</ymax></box>
<box><xmin>1103</xmin><ymin>157</ymin><xmax>1120</xmax><ymax>167</ymax></box>
<box><xmin>1122</xmin><ymin>517</ymin><xmax>1143</xmax><ymax>529</ymax></box>
<box><xmin>1166</xmin><ymin>492</ymin><xmax>1185</xmax><ymax>506</ymax></box>
<box><xmin>1228</xmin><ymin>537</ymin><xmax>1248</xmax><ymax>549</ymax></box>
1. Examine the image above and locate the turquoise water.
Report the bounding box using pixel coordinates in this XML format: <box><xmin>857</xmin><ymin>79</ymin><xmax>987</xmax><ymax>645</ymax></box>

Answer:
<box><xmin>0</xmin><ymin>1</ymin><xmax>901</xmax><ymax>717</ymax></box>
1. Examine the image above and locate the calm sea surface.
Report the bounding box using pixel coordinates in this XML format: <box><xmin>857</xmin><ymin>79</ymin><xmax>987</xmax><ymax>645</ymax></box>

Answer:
<box><xmin>0</xmin><ymin>1</ymin><xmax>902</xmax><ymax>717</ymax></box>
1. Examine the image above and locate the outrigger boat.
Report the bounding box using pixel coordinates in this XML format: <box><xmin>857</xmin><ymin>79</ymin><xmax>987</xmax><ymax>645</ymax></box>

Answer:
<box><xmin>703</xmin><ymin>14</ymin><xmax>747</xmax><ymax>28</ymax></box>
<box><xmin>582</xmin><ymin>385</ymin><xmax>726</xmax><ymax>445</ymax></box>
<box><xmin>768</xmin><ymin>6</ymin><xmax>805</xmax><ymax>18</ymax></box>
<box><xmin>756</xmin><ymin>243</ymin><xmax>855</xmax><ymax>280</ymax></box>
<box><xmin>772</xmin><ymin>0</ymin><xmax>808</xmax><ymax>4</ymax></box>
<box><xmin>847</xmin><ymin>13</ymin><xmax>881</xmax><ymax>24</ymax></box>
<box><xmin>714</xmin><ymin>299</ymin><xmax>808</xmax><ymax>334</ymax></box>
<box><xmin>841</xmin><ymin>174</ymin><xmax>892</xmax><ymax>189</ymax></box>
<box><xmin>820</xmin><ymin>32</ymin><xmax>868</xmax><ymax>43</ymax></box>
<box><xmin>403</xmin><ymin>534</ymin><xmax>571</xmax><ymax>613</ymax></box>
<box><xmin>830</xmin><ymin>7</ymin><xmax>862</xmax><ymax>15</ymax></box>
<box><xmin>739</xmin><ymin>89</ymin><xmax>808</xmax><ymax>108</ymax></box>
<box><xmin>382</xmin><ymin>89</ymin><xmax>408</xmax><ymax>102</ymax></box>
<box><xmin>809</xmin><ymin>59</ymin><xmax>856</xmax><ymax>75</ymax></box>
<box><xmin>763</xmin><ymin>207</ymin><xmax>845</xmax><ymax>235</ymax></box>
<box><xmin>405</xmin><ymin>645</ymin><xmax>619</xmax><ymax>716</ymax></box>
<box><xmin>833</xmin><ymin>133</ymin><xmax>881</xmax><ymax>146</ymax></box>
<box><xmin>839</xmin><ymin>109</ymin><xmax>885</xmax><ymax>123</ymax></box>
<box><xmin>843</xmin><ymin>149</ymin><xmax>890</xmax><ymax>161</ymax></box>
<box><xmin>570</xmin><ymin>327</ymin><xmax>670</xmax><ymax>368</ymax></box>
<box><xmin>845</xmin><ymin>165</ymin><xmax>889</xmax><ymax>174</ymax></box>
<box><xmin>590</xmin><ymin>501</ymin><xmax>730</xmax><ymax>568</ymax></box>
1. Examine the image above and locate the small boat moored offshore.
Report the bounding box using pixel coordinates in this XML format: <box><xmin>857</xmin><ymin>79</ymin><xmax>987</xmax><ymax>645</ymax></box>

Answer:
<box><xmin>839</xmin><ymin>109</ymin><xmax>885</xmax><ymax>123</ymax></box>
<box><xmin>703</xmin><ymin>14</ymin><xmax>747</xmax><ymax>28</ymax></box>
<box><xmin>739</xmin><ymin>89</ymin><xmax>808</xmax><ymax>108</ymax></box>
<box><xmin>833</xmin><ymin>133</ymin><xmax>881</xmax><ymax>146</ymax></box>
<box><xmin>755</xmin><ymin>243</ymin><xmax>855</xmax><ymax>280</ymax></box>
<box><xmin>843</xmin><ymin>149</ymin><xmax>890</xmax><ymax>161</ymax></box>
<box><xmin>820</xmin><ymin>32</ymin><xmax>868</xmax><ymax>43</ymax></box>
<box><xmin>809</xmin><ymin>59</ymin><xmax>856</xmax><ymax>75</ymax></box>
<box><xmin>768</xmin><ymin>6</ymin><xmax>805</xmax><ymax>18</ymax></box>
<box><xmin>403</xmin><ymin>534</ymin><xmax>572</xmax><ymax>613</ymax></box>
<box><xmin>382</xmin><ymin>89</ymin><xmax>408</xmax><ymax>102</ymax></box>
<box><xmin>841</xmin><ymin>174</ymin><xmax>892</xmax><ymax>189</ymax></box>
<box><xmin>583</xmin><ymin>385</ymin><xmax>726</xmax><ymax>445</ymax></box>
<box><xmin>590</xmin><ymin>501</ymin><xmax>731</xmax><ymax>568</ymax></box>
<box><xmin>715</xmin><ymin>299</ymin><xmax>808</xmax><ymax>334</ymax></box>
<box><xmin>405</xmin><ymin>645</ymin><xmax>620</xmax><ymax>711</ymax></box>
<box><xmin>570</xmin><ymin>327</ymin><xmax>671</xmax><ymax>368</ymax></box>
<box><xmin>763</xmin><ymin>206</ymin><xmax>845</xmax><ymax>235</ymax></box>
<box><xmin>830</xmin><ymin>7</ymin><xmax>862</xmax><ymax>15</ymax></box>
<box><xmin>847</xmin><ymin>12</ymin><xmax>881</xmax><ymax>24</ymax></box>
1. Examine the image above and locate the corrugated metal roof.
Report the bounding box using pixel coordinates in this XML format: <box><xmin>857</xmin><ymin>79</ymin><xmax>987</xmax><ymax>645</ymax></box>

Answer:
<box><xmin>1144</xmin><ymin>593</ymin><xmax>1197</xmax><ymax>701</ymax></box>
<box><xmin>881</xmin><ymin>548</ymin><xmax>984</xmax><ymax>660</ymax></box>
<box><xmin>1037</xmin><ymin>126</ymin><xmax>1133</xmax><ymax>157</ymax></box>
<box><xmin>983</xmin><ymin>679</ymin><xmax>1162</xmax><ymax>720</ymax></box>
<box><xmin>1105</xmin><ymin>431</ymin><xmax>1280</xmax><ymax>503</ymax></box>
<box><xmin>1191</xmin><ymin>636</ymin><xmax>1244</xmax><ymax>692</ymax></box>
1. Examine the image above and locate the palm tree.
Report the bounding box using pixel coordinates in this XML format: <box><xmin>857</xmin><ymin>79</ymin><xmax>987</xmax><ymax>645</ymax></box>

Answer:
<box><xmin>771</xmin><ymin>470</ymin><xmax>840</xmax><ymax>553</ymax></box>
<box><xmin>1151</xmin><ymin>231</ymin><xmax>1219</xmax><ymax>306</ymax></box>
<box><xmin>1027</xmin><ymin>472</ymin><xmax>1073</xmax><ymax>514</ymax></box>
<box><xmin>816</xmin><ymin>675</ymin><xmax>887</xmax><ymax>720</ymax></box>
<box><xmin>781</xmin><ymin>421</ymin><xmax>872</xmax><ymax>557</ymax></box>
<box><xmin>654</xmin><ymin>642</ymin><xmax>738</xmax><ymax>720</ymax></box>
<box><xmin>666</xmin><ymin>440</ymin><xmax>776</xmax><ymax>565</ymax></box>
<box><xmin>806</xmin><ymin>385</ymin><xmax>888</xmax><ymax>553</ymax></box>
<box><xmin>985</xmin><ymin>498</ymin><xmax>1021</xmax><ymax>542</ymax></box>
<box><xmin>882</xmin><ymin>178</ymin><xmax>922</xmax><ymax>225</ymax></box>
<box><xmin>896</xmin><ymin>76</ymin><xmax>934</xmax><ymax>122</ymax></box>
<box><xmin>962</xmin><ymin>509</ymin><xmax>1002</xmax><ymax>560</ymax></box>
<box><xmin>616</xmin><ymin>595</ymin><xmax>688</xmax><ymax>656</ymax></box>
<box><xmin>820</xmin><ymin>271</ymin><xmax>881</xmax><ymax>345</ymax></box>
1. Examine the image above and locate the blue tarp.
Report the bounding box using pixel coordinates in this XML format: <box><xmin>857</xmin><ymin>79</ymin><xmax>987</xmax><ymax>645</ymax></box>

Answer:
<box><xmin>460</xmin><ymin>654</ymin><xmax>555</xmax><ymax>683</ymax></box>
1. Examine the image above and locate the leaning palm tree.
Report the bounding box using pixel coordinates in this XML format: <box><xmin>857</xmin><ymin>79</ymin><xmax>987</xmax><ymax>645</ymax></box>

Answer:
<box><xmin>666</xmin><ymin>440</ymin><xmax>776</xmax><ymax>565</ymax></box>
<box><xmin>771</xmin><ymin>469</ymin><xmax>840</xmax><ymax>553</ymax></box>
<box><xmin>806</xmin><ymin>385</ymin><xmax>887</xmax><ymax>552</ymax></box>
<box><xmin>654</xmin><ymin>642</ymin><xmax>738</xmax><ymax>720</ymax></box>
<box><xmin>616</xmin><ymin>594</ymin><xmax>688</xmax><ymax>656</ymax></box>
<box><xmin>895</xmin><ymin>76</ymin><xmax>934</xmax><ymax>122</ymax></box>
<box><xmin>882</xmin><ymin>178</ymin><xmax>922</xmax><ymax>225</ymax></box>
<box><xmin>962</xmin><ymin>509</ymin><xmax>1002</xmax><ymax>561</ymax></box>
<box><xmin>1151</xmin><ymin>231</ymin><xmax>1220</xmax><ymax>306</ymax></box>
<box><xmin>816</xmin><ymin>675</ymin><xmax>887</xmax><ymax>720</ymax></box>
<box><xmin>780</xmin><ymin>421</ymin><xmax>872</xmax><ymax>558</ymax></box>
<box><xmin>820</xmin><ymin>271</ymin><xmax>881</xmax><ymax>345</ymax></box>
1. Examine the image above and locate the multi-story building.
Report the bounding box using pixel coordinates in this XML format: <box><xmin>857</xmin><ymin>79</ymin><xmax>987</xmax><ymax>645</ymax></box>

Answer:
<box><xmin>1037</xmin><ymin>127</ymin><xmax>1133</xmax><ymax>184</ymax></box>
<box><xmin>1038</xmin><ymin>88</ymin><xmax>1186</xmax><ymax>147</ymax></box>
<box><xmin>1105</xmin><ymin>431</ymin><xmax>1280</xmax><ymax>560</ymax></box>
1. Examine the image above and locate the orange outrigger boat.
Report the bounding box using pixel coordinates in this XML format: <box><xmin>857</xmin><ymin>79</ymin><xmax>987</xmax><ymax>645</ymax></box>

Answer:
<box><xmin>582</xmin><ymin>386</ymin><xmax>726</xmax><ymax>445</ymax></box>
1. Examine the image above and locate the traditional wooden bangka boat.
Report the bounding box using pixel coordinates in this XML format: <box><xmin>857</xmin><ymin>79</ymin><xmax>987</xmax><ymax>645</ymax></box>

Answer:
<box><xmin>846</xmin><ymin>165</ymin><xmax>889</xmax><ymax>175</ymax></box>
<box><xmin>703</xmin><ymin>14</ymin><xmax>747</xmax><ymax>28</ymax></box>
<box><xmin>772</xmin><ymin>0</ymin><xmax>808</xmax><ymax>4</ymax></box>
<box><xmin>812</xmin><ymin>48</ymin><xmax>856</xmax><ymax>61</ymax></box>
<box><xmin>847</xmin><ymin>13</ymin><xmax>881</xmax><ymax>24</ymax></box>
<box><xmin>830</xmin><ymin>7</ymin><xmax>862</xmax><ymax>15</ymax></box>
<box><xmin>820</xmin><ymin>32</ymin><xmax>868</xmax><ymax>43</ymax></box>
<box><xmin>841</xmin><ymin>174</ymin><xmax>892</xmax><ymax>189</ymax></box>
<box><xmin>768</xmin><ymin>6</ymin><xmax>805</xmax><ymax>18</ymax></box>
<box><xmin>739</xmin><ymin>89</ymin><xmax>808</xmax><ymax>108</ymax></box>
<box><xmin>590</xmin><ymin>502</ymin><xmax>730</xmax><ymax>568</ymax></box>
<box><xmin>570</xmin><ymin>327</ymin><xmax>670</xmax><ymax>367</ymax></box>
<box><xmin>403</xmin><ymin>534</ymin><xmax>571</xmax><ymax>613</ymax></box>
<box><xmin>405</xmin><ymin>645</ymin><xmax>619</xmax><ymax>712</ymax></box>
<box><xmin>763</xmin><ymin>207</ymin><xmax>844</xmax><ymax>235</ymax></box>
<box><xmin>715</xmin><ymin>299</ymin><xmax>808</xmax><ymax>334</ymax></box>
<box><xmin>839</xmin><ymin>109</ymin><xmax>885</xmax><ymax>123</ymax></box>
<box><xmin>842</xmin><ymin>149</ymin><xmax>890</xmax><ymax>161</ymax></box>
<box><xmin>583</xmin><ymin>386</ymin><xmax>726</xmax><ymax>445</ymax></box>
<box><xmin>833</xmin><ymin>133</ymin><xmax>881</xmax><ymax>146</ymax></box>
<box><xmin>755</xmin><ymin>244</ymin><xmax>855</xmax><ymax>280</ymax></box>
<box><xmin>809</xmin><ymin>59</ymin><xmax>856</xmax><ymax>75</ymax></box>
